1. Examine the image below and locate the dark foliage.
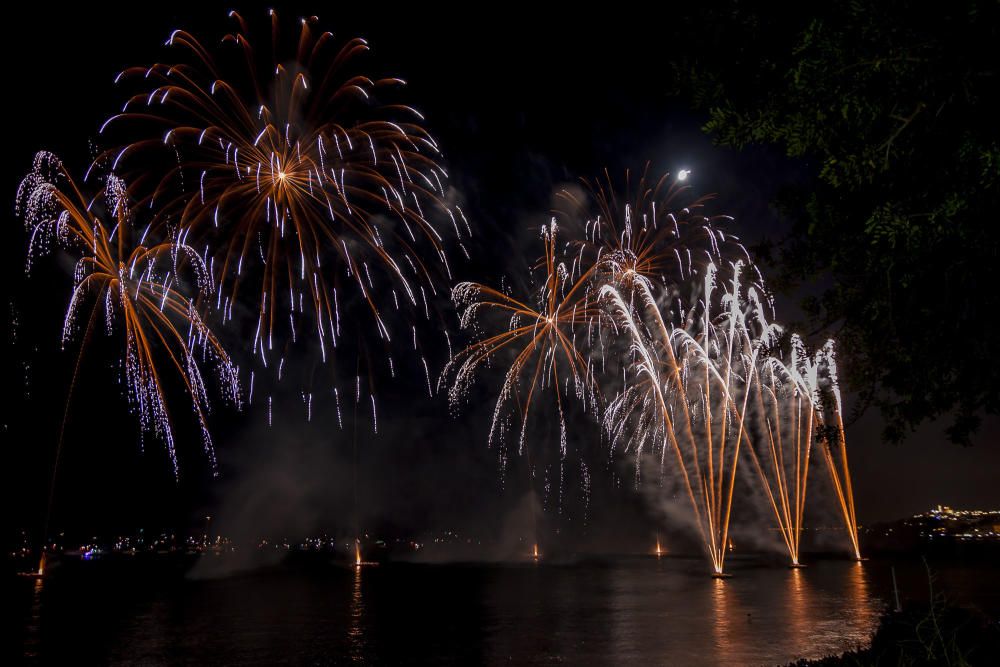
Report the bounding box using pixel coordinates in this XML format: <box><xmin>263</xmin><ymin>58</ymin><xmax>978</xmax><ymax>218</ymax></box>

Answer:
<box><xmin>677</xmin><ymin>1</ymin><xmax>1000</xmax><ymax>444</ymax></box>
<box><xmin>788</xmin><ymin>603</ymin><xmax>1000</xmax><ymax>666</ymax></box>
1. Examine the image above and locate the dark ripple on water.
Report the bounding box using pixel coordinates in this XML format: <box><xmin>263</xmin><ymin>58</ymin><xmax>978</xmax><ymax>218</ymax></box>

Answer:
<box><xmin>10</xmin><ymin>556</ymin><xmax>999</xmax><ymax>666</ymax></box>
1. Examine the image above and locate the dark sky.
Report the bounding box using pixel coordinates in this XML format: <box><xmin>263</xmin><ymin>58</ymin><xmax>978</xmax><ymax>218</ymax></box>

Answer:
<box><xmin>5</xmin><ymin>3</ymin><xmax>998</xmax><ymax>551</ymax></box>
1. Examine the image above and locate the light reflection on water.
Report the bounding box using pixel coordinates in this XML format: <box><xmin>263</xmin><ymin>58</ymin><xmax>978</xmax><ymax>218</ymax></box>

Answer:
<box><xmin>349</xmin><ymin>565</ymin><xmax>365</xmax><ymax>663</ymax></box>
<box><xmin>480</xmin><ymin>557</ymin><xmax>883</xmax><ymax>665</ymax></box>
<box><xmin>698</xmin><ymin>559</ymin><xmax>880</xmax><ymax>664</ymax></box>
<box><xmin>710</xmin><ymin>575</ymin><xmax>747</xmax><ymax>665</ymax></box>
<box><xmin>785</xmin><ymin>567</ymin><xmax>811</xmax><ymax>651</ymax></box>
<box><xmin>22</xmin><ymin>578</ymin><xmax>44</xmax><ymax>660</ymax></box>
<box><xmin>18</xmin><ymin>556</ymin><xmax>970</xmax><ymax>666</ymax></box>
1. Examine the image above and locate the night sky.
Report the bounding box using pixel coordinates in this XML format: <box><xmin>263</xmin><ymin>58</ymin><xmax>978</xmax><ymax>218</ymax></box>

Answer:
<box><xmin>5</xmin><ymin>3</ymin><xmax>998</xmax><ymax>551</ymax></box>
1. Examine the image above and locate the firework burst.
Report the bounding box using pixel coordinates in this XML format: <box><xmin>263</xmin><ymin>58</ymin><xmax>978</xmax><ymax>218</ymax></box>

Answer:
<box><xmin>17</xmin><ymin>152</ymin><xmax>240</xmax><ymax>476</ymax></box>
<box><xmin>95</xmin><ymin>10</ymin><xmax>463</xmax><ymax>405</ymax></box>
<box><xmin>746</xmin><ymin>336</ymin><xmax>862</xmax><ymax>562</ymax></box>
<box><xmin>555</xmin><ymin>165</ymin><xmax>749</xmax><ymax>294</ymax></box>
<box><xmin>738</xmin><ymin>335</ymin><xmax>821</xmax><ymax>566</ymax></box>
<box><xmin>811</xmin><ymin>340</ymin><xmax>862</xmax><ymax>560</ymax></box>
<box><xmin>603</xmin><ymin>261</ymin><xmax>780</xmax><ymax>574</ymax></box>
<box><xmin>445</xmin><ymin>221</ymin><xmax>603</xmax><ymax>506</ymax></box>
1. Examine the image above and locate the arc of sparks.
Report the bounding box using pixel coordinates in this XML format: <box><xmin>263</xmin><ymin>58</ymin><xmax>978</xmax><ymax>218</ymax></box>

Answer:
<box><xmin>96</xmin><ymin>10</ymin><xmax>462</xmax><ymax>403</ymax></box>
<box><xmin>17</xmin><ymin>151</ymin><xmax>240</xmax><ymax>476</ymax></box>
<box><xmin>445</xmin><ymin>221</ymin><xmax>604</xmax><ymax>515</ymax></box>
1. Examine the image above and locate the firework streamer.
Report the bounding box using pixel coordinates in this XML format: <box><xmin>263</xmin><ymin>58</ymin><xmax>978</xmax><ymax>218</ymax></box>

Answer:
<box><xmin>96</xmin><ymin>10</ymin><xmax>460</xmax><ymax>418</ymax></box>
<box><xmin>17</xmin><ymin>152</ymin><xmax>240</xmax><ymax>477</ymax></box>
<box><xmin>602</xmin><ymin>261</ymin><xmax>779</xmax><ymax>575</ymax></box>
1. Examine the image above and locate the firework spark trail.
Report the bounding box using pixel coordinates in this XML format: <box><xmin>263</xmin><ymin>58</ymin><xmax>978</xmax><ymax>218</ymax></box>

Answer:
<box><xmin>96</xmin><ymin>11</ymin><xmax>459</xmax><ymax>414</ymax></box>
<box><xmin>17</xmin><ymin>152</ymin><xmax>240</xmax><ymax>477</ymax></box>
<box><xmin>443</xmin><ymin>169</ymin><xmax>796</xmax><ymax>551</ymax></box>
<box><xmin>750</xmin><ymin>337</ymin><xmax>861</xmax><ymax>561</ymax></box>
<box><xmin>602</xmin><ymin>261</ymin><xmax>780</xmax><ymax>575</ymax></box>
<box><xmin>440</xmin><ymin>163</ymin><xmax>860</xmax><ymax>565</ymax></box>
<box><xmin>738</xmin><ymin>337</ymin><xmax>820</xmax><ymax>566</ymax></box>
<box><xmin>812</xmin><ymin>340</ymin><xmax>862</xmax><ymax>560</ymax></box>
<box><xmin>444</xmin><ymin>169</ymin><xmax>744</xmax><ymax>478</ymax></box>
<box><xmin>444</xmin><ymin>220</ymin><xmax>604</xmax><ymax>516</ymax></box>
<box><xmin>555</xmin><ymin>165</ymin><xmax>750</xmax><ymax>292</ymax></box>
<box><xmin>755</xmin><ymin>336</ymin><xmax>861</xmax><ymax>561</ymax></box>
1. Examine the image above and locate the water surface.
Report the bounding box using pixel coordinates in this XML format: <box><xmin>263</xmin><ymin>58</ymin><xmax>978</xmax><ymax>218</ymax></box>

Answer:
<box><xmin>11</xmin><ymin>555</ymin><xmax>998</xmax><ymax>665</ymax></box>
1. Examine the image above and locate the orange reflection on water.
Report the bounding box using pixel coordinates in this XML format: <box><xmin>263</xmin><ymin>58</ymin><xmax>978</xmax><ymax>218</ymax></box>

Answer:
<box><xmin>785</xmin><ymin>567</ymin><xmax>812</xmax><ymax>651</ymax></box>
<box><xmin>846</xmin><ymin>561</ymin><xmax>876</xmax><ymax>639</ymax></box>
<box><xmin>832</xmin><ymin>561</ymin><xmax>880</xmax><ymax>657</ymax></box>
<box><xmin>709</xmin><ymin>576</ymin><xmax>750</xmax><ymax>665</ymax></box>
<box><xmin>785</xmin><ymin>561</ymin><xmax>879</xmax><ymax>662</ymax></box>
<box><xmin>847</xmin><ymin>560</ymin><xmax>870</xmax><ymax>605</ymax></box>
<box><xmin>23</xmin><ymin>577</ymin><xmax>45</xmax><ymax>660</ymax></box>
<box><xmin>348</xmin><ymin>566</ymin><xmax>365</xmax><ymax>663</ymax></box>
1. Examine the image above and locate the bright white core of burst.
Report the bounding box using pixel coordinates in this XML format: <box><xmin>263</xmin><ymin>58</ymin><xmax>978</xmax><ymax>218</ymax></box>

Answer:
<box><xmin>677</xmin><ymin>169</ymin><xmax>690</xmax><ymax>181</ymax></box>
